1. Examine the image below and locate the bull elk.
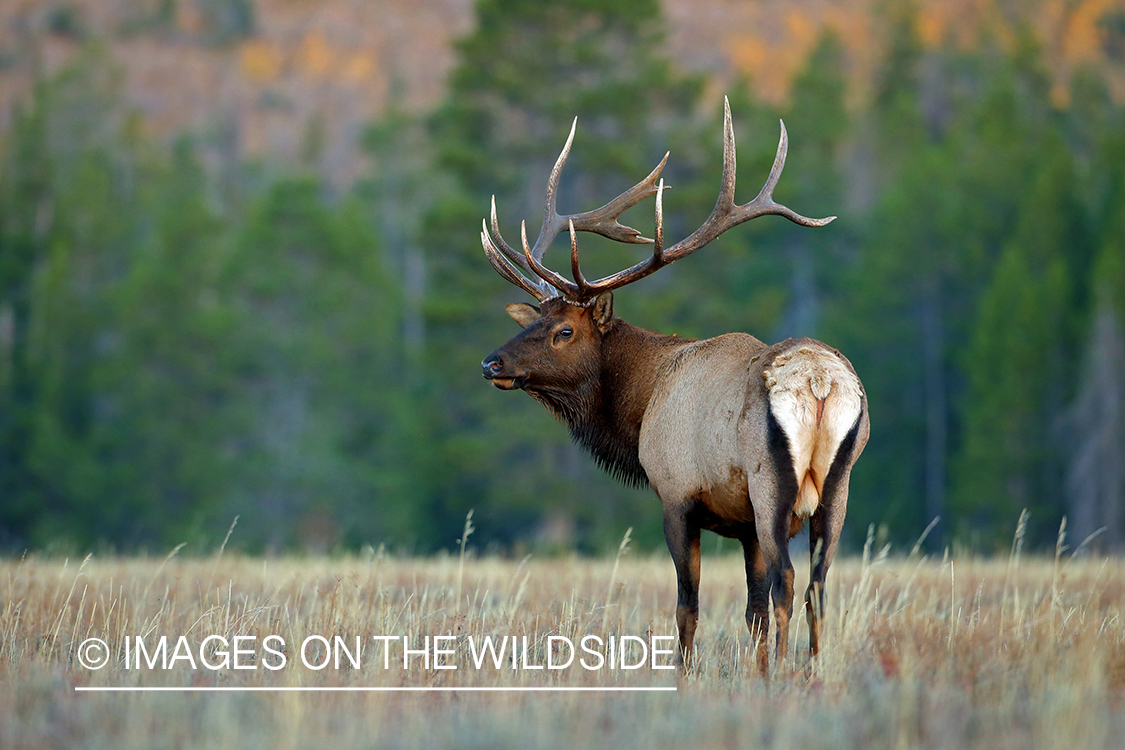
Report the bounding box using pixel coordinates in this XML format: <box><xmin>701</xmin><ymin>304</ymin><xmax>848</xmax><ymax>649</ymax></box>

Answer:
<box><xmin>479</xmin><ymin>99</ymin><xmax>869</xmax><ymax>672</ymax></box>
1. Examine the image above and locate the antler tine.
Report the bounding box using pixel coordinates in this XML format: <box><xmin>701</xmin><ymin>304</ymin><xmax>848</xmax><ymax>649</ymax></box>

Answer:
<box><xmin>481</xmin><ymin>220</ymin><xmax>551</xmax><ymax>301</ymax></box>
<box><xmin>490</xmin><ymin>195</ymin><xmax>531</xmax><ymax>272</ymax></box>
<box><xmin>656</xmin><ymin>100</ymin><xmax>834</xmax><ymax>265</ymax></box>
<box><xmin>565</xmin><ymin>151</ymin><xmax>669</xmax><ymax>243</ymax></box>
<box><xmin>742</xmin><ymin>119</ymin><xmax>836</xmax><ymax>228</ymax></box>
<box><xmin>526</xmin><ymin>118</ymin><xmax>669</xmax><ymax>262</ymax></box>
<box><xmin>522</xmin><ymin>219</ymin><xmax>579</xmax><ymax>298</ymax></box>
<box><xmin>525</xmin><ymin>117</ymin><xmax>578</xmax><ymax>264</ymax></box>
<box><xmin>568</xmin><ymin>219</ymin><xmax>592</xmax><ymax>299</ymax></box>
<box><xmin>553</xmin><ymin>176</ymin><xmax>673</xmax><ymax>304</ymax></box>
<box><xmin>716</xmin><ymin>97</ymin><xmax>738</xmax><ymax>215</ymax></box>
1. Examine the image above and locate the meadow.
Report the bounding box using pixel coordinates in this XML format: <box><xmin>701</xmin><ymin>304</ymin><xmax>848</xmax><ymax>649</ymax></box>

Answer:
<box><xmin>2</xmin><ymin>533</ymin><xmax>1124</xmax><ymax>749</ymax></box>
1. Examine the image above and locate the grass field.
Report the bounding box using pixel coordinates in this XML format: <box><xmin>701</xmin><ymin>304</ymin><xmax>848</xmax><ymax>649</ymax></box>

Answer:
<box><xmin>2</xmin><ymin>536</ymin><xmax>1124</xmax><ymax>749</ymax></box>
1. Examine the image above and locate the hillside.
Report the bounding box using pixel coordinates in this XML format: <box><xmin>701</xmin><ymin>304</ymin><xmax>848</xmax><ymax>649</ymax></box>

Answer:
<box><xmin>1</xmin><ymin>0</ymin><xmax>1123</xmax><ymax>184</ymax></box>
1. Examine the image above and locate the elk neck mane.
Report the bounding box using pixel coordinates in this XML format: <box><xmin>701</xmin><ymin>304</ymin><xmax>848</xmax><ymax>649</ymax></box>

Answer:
<box><xmin>525</xmin><ymin>318</ymin><xmax>690</xmax><ymax>489</ymax></box>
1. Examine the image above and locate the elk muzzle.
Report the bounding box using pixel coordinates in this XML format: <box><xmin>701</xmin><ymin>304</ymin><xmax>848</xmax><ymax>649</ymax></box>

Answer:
<box><xmin>481</xmin><ymin>352</ymin><xmax>523</xmax><ymax>390</ymax></box>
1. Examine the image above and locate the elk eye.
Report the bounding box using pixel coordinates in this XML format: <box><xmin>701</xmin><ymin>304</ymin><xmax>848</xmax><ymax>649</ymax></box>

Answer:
<box><xmin>556</xmin><ymin>327</ymin><xmax>574</xmax><ymax>342</ymax></box>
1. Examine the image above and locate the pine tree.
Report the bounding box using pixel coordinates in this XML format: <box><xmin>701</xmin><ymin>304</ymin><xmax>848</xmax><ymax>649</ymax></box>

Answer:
<box><xmin>844</xmin><ymin>0</ymin><xmax>951</xmax><ymax>545</ymax></box>
<box><xmin>416</xmin><ymin>0</ymin><xmax>704</xmax><ymax>550</ymax></box>
<box><xmin>1066</xmin><ymin>135</ymin><xmax>1125</xmax><ymax>551</ymax></box>
<box><xmin>953</xmin><ymin>230</ymin><xmax>1070</xmax><ymax>541</ymax></box>
<box><xmin>216</xmin><ymin>177</ymin><xmax>407</xmax><ymax>550</ymax></box>
<box><xmin>775</xmin><ymin>31</ymin><xmax>850</xmax><ymax>342</ymax></box>
<box><xmin>0</xmin><ymin>49</ymin><xmax>150</xmax><ymax>547</ymax></box>
<box><xmin>0</xmin><ymin>78</ymin><xmax>52</xmax><ymax>546</ymax></box>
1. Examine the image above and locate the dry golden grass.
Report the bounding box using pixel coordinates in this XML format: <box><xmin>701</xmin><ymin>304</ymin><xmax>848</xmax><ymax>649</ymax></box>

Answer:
<box><xmin>2</xmin><ymin>538</ymin><xmax>1124</xmax><ymax>748</ymax></box>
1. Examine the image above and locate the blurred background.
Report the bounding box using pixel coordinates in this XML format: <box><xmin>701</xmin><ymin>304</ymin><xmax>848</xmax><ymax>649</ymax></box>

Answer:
<box><xmin>0</xmin><ymin>0</ymin><xmax>1123</xmax><ymax>555</ymax></box>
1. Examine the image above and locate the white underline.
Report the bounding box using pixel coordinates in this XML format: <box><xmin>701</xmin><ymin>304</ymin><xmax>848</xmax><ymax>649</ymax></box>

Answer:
<box><xmin>75</xmin><ymin>686</ymin><xmax>677</xmax><ymax>693</ymax></box>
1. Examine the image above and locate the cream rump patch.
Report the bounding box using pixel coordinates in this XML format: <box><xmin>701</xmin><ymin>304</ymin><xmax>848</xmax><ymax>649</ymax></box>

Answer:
<box><xmin>762</xmin><ymin>346</ymin><xmax>863</xmax><ymax>518</ymax></box>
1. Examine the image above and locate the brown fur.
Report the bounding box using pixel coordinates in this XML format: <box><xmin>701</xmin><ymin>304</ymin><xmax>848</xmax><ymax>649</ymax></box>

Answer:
<box><xmin>487</xmin><ymin>297</ymin><xmax>687</xmax><ymax>486</ymax></box>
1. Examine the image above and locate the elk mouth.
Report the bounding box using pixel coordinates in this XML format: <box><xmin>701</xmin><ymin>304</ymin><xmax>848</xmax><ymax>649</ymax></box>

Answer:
<box><xmin>489</xmin><ymin>375</ymin><xmax>525</xmax><ymax>390</ymax></box>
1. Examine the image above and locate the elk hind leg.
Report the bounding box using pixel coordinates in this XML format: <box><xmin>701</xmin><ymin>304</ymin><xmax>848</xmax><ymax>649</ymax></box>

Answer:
<box><xmin>805</xmin><ymin>417</ymin><xmax>860</xmax><ymax>660</ymax></box>
<box><xmin>806</xmin><ymin>502</ymin><xmax>839</xmax><ymax>660</ymax></box>
<box><xmin>748</xmin><ymin>510</ymin><xmax>796</xmax><ymax>673</ymax></box>
<box><xmin>741</xmin><ymin>532</ymin><xmax>770</xmax><ymax>674</ymax></box>
<box><xmin>747</xmin><ymin>438</ymin><xmax>798</xmax><ymax>670</ymax></box>
<box><xmin>770</xmin><ymin>543</ymin><xmax>796</xmax><ymax>667</ymax></box>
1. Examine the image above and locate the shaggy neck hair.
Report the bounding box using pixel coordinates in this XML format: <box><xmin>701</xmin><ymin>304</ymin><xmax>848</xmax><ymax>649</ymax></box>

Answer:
<box><xmin>525</xmin><ymin>319</ymin><xmax>690</xmax><ymax>489</ymax></box>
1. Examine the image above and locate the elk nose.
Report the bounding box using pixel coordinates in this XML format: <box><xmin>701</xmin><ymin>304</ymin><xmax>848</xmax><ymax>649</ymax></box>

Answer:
<box><xmin>482</xmin><ymin>355</ymin><xmax>504</xmax><ymax>379</ymax></box>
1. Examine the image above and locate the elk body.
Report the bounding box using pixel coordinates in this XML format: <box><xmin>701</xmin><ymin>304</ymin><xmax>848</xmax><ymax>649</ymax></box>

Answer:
<box><xmin>480</xmin><ymin>100</ymin><xmax>869</xmax><ymax>672</ymax></box>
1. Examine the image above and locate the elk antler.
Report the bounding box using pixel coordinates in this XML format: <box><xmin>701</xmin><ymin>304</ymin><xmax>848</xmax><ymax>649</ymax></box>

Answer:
<box><xmin>482</xmin><ymin>98</ymin><xmax>835</xmax><ymax>304</ymax></box>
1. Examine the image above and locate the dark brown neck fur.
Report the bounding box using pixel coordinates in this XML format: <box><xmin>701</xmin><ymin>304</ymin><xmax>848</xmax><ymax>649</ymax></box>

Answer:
<box><xmin>526</xmin><ymin>319</ymin><xmax>690</xmax><ymax>488</ymax></box>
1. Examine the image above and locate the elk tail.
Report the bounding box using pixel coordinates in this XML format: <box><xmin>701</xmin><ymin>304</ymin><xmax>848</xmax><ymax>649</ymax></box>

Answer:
<box><xmin>762</xmin><ymin>345</ymin><xmax>863</xmax><ymax>519</ymax></box>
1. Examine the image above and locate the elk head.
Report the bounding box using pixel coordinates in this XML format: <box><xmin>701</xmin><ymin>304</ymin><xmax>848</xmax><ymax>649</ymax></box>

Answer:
<box><xmin>482</xmin><ymin>294</ymin><xmax>614</xmax><ymax>393</ymax></box>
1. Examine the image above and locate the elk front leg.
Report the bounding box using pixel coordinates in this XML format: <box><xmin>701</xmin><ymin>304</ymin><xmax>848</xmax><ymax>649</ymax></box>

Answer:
<box><xmin>741</xmin><ymin>533</ymin><xmax>770</xmax><ymax>674</ymax></box>
<box><xmin>663</xmin><ymin>508</ymin><xmax>701</xmax><ymax>669</ymax></box>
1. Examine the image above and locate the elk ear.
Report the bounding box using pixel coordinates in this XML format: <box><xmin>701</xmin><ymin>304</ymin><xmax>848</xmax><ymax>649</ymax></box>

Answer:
<box><xmin>592</xmin><ymin>292</ymin><xmax>614</xmax><ymax>332</ymax></box>
<box><xmin>505</xmin><ymin>303</ymin><xmax>540</xmax><ymax>328</ymax></box>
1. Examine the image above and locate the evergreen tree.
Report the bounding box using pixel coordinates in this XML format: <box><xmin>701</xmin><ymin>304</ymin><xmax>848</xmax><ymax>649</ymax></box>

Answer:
<box><xmin>0</xmin><ymin>49</ymin><xmax>150</xmax><ymax>547</ymax></box>
<box><xmin>1065</xmin><ymin>122</ymin><xmax>1125</xmax><ymax>551</ymax></box>
<box><xmin>69</xmin><ymin>140</ymin><xmax>237</xmax><ymax>546</ymax></box>
<box><xmin>1</xmin><ymin>49</ymin><xmax>413</xmax><ymax>551</ymax></box>
<box><xmin>844</xmin><ymin>0</ymin><xmax>951</xmax><ymax>546</ymax></box>
<box><xmin>953</xmin><ymin>207</ymin><xmax>1071</xmax><ymax>542</ymax></box>
<box><xmin>776</xmin><ymin>31</ymin><xmax>850</xmax><ymax>342</ymax></box>
<box><xmin>216</xmin><ymin>177</ymin><xmax>408</xmax><ymax>550</ymax></box>
<box><xmin>948</xmin><ymin>46</ymin><xmax>1098</xmax><ymax>546</ymax></box>
<box><xmin>416</xmin><ymin>0</ymin><xmax>704</xmax><ymax>550</ymax></box>
<box><xmin>0</xmin><ymin>76</ymin><xmax>53</xmax><ymax>546</ymax></box>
